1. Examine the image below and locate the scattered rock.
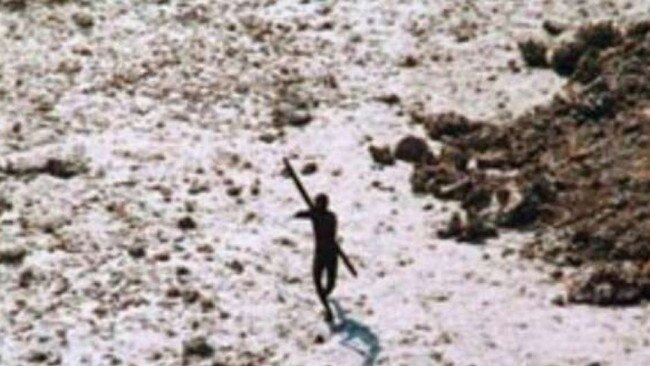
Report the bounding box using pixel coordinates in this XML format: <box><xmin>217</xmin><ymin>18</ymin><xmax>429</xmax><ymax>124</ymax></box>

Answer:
<box><xmin>44</xmin><ymin>158</ymin><xmax>88</xmax><ymax>179</ymax></box>
<box><xmin>178</xmin><ymin>216</ymin><xmax>197</xmax><ymax>231</ymax></box>
<box><xmin>1</xmin><ymin>157</ymin><xmax>88</xmax><ymax>179</ymax></box>
<box><xmin>451</xmin><ymin>20</ymin><xmax>478</xmax><ymax>43</ymax></box>
<box><xmin>626</xmin><ymin>19</ymin><xmax>650</xmax><ymax>39</ymax></box>
<box><xmin>497</xmin><ymin>185</ymin><xmax>541</xmax><ymax>228</ymax></box>
<box><xmin>459</xmin><ymin>211</ymin><xmax>498</xmax><ymax>243</ymax></box>
<box><xmin>227</xmin><ymin>260</ymin><xmax>244</xmax><ymax>274</ymax></box>
<box><xmin>374</xmin><ymin>93</ymin><xmax>401</xmax><ymax>106</ymax></box>
<box><xmin>153</xmin><ymin>251</ymin><xmax>170</xmax><ymax>262</ymax></box>
<box><xmin>550</xmin><ymin>40</ymin><xmax>587</xmax><ymax>77</ymax></box>
<box><xmin>72</xmin><ymin>12</ymin><xmax>95</xmax><ymax>28</ymax></box>
<box><xmin>368</xmin><ymin>144</ymin><xmax>395</xmax><ymax>166</ymax></box>
<box><xmin>422</xmin><ymin>112</ymin><xmax>478</xmax><ymax>140</ymax></box>
<box><xmin>0</xmin><ymin>246</ymin><xmax>28</xmax><ymax>265</ymax></box>
<box><xmin>166</xmin><ymin>286</ymin><xmax>182</xmax><ymax>298</ymax></box>
<box><xmin>437</xmin><ymin>212</ymin><xmax>463</xmax><ymax>239</ymax></box>
<box><xmin>2</xmin><ymin>0</ymin><xmax>26</xmax><ymax>11</ymax></box>
<box><xmin>542</xmin><ymin>19</ymin><xmax>567</xmax><ymax>36</ymax></box>
<box><xmin>567</xmin><ymin>265</ymin><xmax>645</xmax><ymax>305</ymax></box>
<box><xmin>394</xmin><ymin>135</ymin><xmax>431</xmax><ymax>163</ymax></box>
<box><xmin>182</xmin><ymin>337</ymin><xmax>214</xmax><ymax>359</ymax></box>
<box><xmin>182</xmin><ymin>289</ymin><xmax>201</xmax><ymax>304</ymax></box>
<box><xmin>259</xmin><ymin>132</ymin><xmax>277</xmax><ymax>144</ymax></box>
<box><xmin>0</xmin><ymin>196</ymin><xmax>12</xmax><ymax>214</ymax></box>
<box><xmin>551</xmin><ymin>294</ymin><xmax>566</xmax><ymax>306</ymax></box>
<box><xmin>398</xmin><ymin>54</ymin><xmax>419</xmax><ymax>68</ymax></box>
<box><xmin>572</xmin><ymin>48</ymin><xmax>603</xmax><ymax>84</ymax></box>
<box><xmin>518</xmin><ymin>38</ymin><xmax>549</xmax><ymax>67</ymax></box>
<box><xmin>18</xmin><ymin>268</ymin><xmax>34</xmax><ymax>288</ymax></box>
<box><xmin>300</xmin><ymin>162</ymin><xmax>318</xmax><ymax>175</ymax></box>
<box><xmin>576</xmin><ymin>21</ymin><xmax>623</xmax><ymax>50</ymax></box>
<box><xmin>272</xmin><ymin>103</ymin><xmax>312</xmax><ymax>128</ymax></box>
<box><xmin>391</xmin><ymin>20</ymin><xmax>650</xmax><ymax>304</ymax></box>
<box><xmin>127</xmin><ymin>245</ymin><xmax>146</xmax><ymax>259</ymax></box>
<box><xmin>26</xmin><ymin>350</ymin><xmax>50</xmax><ymax>363</ymax></box>
<box><xmin>226</xmin><ymin>186</ymin><xmax>242</xmax><ymax>197</ymax></box>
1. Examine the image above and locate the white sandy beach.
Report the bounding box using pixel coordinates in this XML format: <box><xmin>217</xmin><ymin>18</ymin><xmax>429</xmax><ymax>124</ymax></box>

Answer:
<box><xmin>1</xmin><ymin>1</ymin><xmax>650</xmax><ymax>365</ymax></box>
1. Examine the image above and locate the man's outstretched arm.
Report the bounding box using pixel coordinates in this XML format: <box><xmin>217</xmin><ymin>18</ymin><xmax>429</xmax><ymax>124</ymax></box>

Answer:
<box><xmin>293</xmin><ymin>210</ymin><xmax>312</xmax><ymax>219</ymax></box>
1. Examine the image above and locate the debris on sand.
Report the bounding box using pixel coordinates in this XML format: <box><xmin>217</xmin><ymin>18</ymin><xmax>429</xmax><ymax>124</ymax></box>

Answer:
<box><xmin>1</xmin><ymin>0</ymin><xmax>26</xmax><ymax>11</ymax></box>
<box><xmin>300</xmin><ymin>162</ymin><xmax>318</xmax><ymax>175</ymax></box>
<box><xmin>393</xmin><ymin>21</ymin><xmax>650</xmax><ymax>304</ymax></box>
<box><xmin>273</xmin><ymin>103</ymin><xmax>313</xmax><ymax>127</ymax></box>
<box><xmin>178</xmin><ymin>216</ymin><xmax>197</xmax><ymax>231</ymax></box>
<box><xmin>566</xmin><ymin>264</ymin><xmax>648</xmax><ymax>305</ymax></box>
<box><xmin>575</xmin><ymin>21</ymin><xmax>623</xmax><ymax>50</ymax></box>
<box><xmin>549</xmin><ymin>40</ymin><xmax>587</xmax><ymax>77</ymax></box>
<box><xmin>518</xmin><ymin>38</ymin><xmax>549</xmax><ymax>68</ymax></box>
<box><xmin>546</xmin><ymin>20</ymin><xmax>625</xmax><ymax>78</ymax></box>
<box><xmin>182</xmin><ymin>336</ymin><xmax>214</xmax><ymax>359</ymax></box>
<box><xmin>0</xmin><ymin>246</ymin><xmax>28</xmax><ymax>266</ymax></box>
<box><xmin>368</xmin><ymin>144</ymin><xmax>395</xmax><ymax>166</ymax></box>
<box><xmin>394</xmin><ymin>135</ymin><xmax>431</xmax><ymax>164</ymax></box>
<box><xmin>72</xmin><ymin>12</ymin><xmax>95</xmax><ymax>29</ymax></box>
<box><xmin>1</xmin><ymin>157</ymin><xmax>89</xmax><ymax>179</ymax></box>
<box><xmin>542</xmin><ymin>19</ymin><xmax>568</xmax><ymax>36</ymax></box>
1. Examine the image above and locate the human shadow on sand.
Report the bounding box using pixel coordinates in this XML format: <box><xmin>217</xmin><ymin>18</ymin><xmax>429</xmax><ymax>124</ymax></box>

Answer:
<box><xmin>328</xmin><ymin>300</ymin><xmax>381</xmax><ymax>366</ymax></box>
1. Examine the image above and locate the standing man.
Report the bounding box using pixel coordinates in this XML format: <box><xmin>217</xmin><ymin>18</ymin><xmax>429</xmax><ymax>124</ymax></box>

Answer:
<box><xmin>284</xmin><ymin>158</ymin><xmax>357</xmax><ymax>323</ymax></box>
<box><xmin>294</xmin><ymin>193</ymin><xmax>340</xmax><ymax>322</ymax></box>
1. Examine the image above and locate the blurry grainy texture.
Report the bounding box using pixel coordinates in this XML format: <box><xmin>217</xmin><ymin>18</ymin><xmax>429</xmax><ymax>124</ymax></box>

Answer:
<box><xmin>1</xmin><ymin>1</ymin><xmax>649</xmax><ymax>365</ymax></box>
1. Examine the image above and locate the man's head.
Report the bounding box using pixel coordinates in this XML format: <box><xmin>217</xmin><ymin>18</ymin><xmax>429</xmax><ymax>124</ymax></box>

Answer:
<box><xmin>314</xmin><ymin>193</ymin><xmax>329</xmax><ymax>211</ymax></box>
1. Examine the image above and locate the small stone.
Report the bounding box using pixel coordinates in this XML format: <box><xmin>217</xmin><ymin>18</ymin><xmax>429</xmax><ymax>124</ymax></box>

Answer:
<box><xmin>0</xmin><ymin>246</ymin><xmax>28</xmax><ymax>265</ymax></box>
<box><xmin>518</xmin><ymin>38</ymin><xmax>549</xmax><ymax>68</ymax></box>
<box><xmin>226</xmin><ymin>186</ymin><xmax>242</xmax><ymax>197</ymax></box>
<box><xmin>127</xmin><ymin>246</ymin><xmax>146</xmax><ymax>259</ymax></box>
<box><xmin>178</xmin><ymin>216</ymin><xmax>197</xmax><ymax>231</ymax></box>
<box><xmin>314</xmin><ymin>334</ymin><xmax>326</xmax><ymax>344</ymax></box>
<box><xmin>166</xmin><ymin>286</ymin><xmax>182</xmax><ymax>298</ymax></box>
<box><xmin>227</xmin><ymin>260</ymin><xmax>244</xmax><ymax>274</ymax></box>
<box><xmin>542</xmin><ymin>19</ymin><xmax>567</xmax><ymax>36</ymax></box>
<box><xmin>399</xmin><ymin>54</ymin><xmax>419</xmax><ymax>68</ymax></box>
<box><xmin>3</xmin><ymin>0</ymin><xmax>26</xmax><ymax>11</ymax></box>
<box><xmin>154</xmin><ymin>251</ymin><xmax>170</xmax><ymax>262</ymax></box>
<box><xmin>0</xmin><ymin>196</ymin><xmax>12</xmax><ymax>213</ymax></box>
<box><xmin>18</xmin><ymin>268</ymin><xmax>34</xmax><ymax>288</ymax></box>
<box><xmin>27</xmin><ymin>350</ymin><xmax>49</xmax><ymax>363</ymax></box>
<box><xmin>200</xmin><ymin>298</ymin><xmax>215</xmax><ymax>312</ymax></box>
<box><xmin>394</xmin><ymin>136</ymin><xmax>431</xmax><ymax>164</ymax></box>
<box><xmin>551</xmin><ymin>294</ymin><xmax>566</xmax><ymax>306</ymax></box>
<box><xmin>576</xmin><ymin>21</ymin><xmax>622</xmax><ymax>50</ymax></box>
<box><xmin>72</xmin><ymin>12</ymin><xmax>95</xmax><ymax>28</ymax></box>
<box><xmin>374</xmin><ymin>93</ymin><xmax>401</xmax><ymax>106</ymax></box>
<box><xmin>259</xmin><ymin>133</ymin><xmax>276</xmax><ymax>144</ymax></box>
<box><xmin>43</xmin><ymin>158</ymin><xmax>88</xmax><ymax>179</ymax></box>
<box><xmin>550</xmin><ymin>269</ymin><xmax>564</xmax><ymax>280</ymax></box>
<box><xmin>176</xmin><ymin>266</ymin><xmax>191</xmax><ymax>277</ymax></box>
<box><xmin>182</xmin><ymin>289</ymin><xmax>201</xmax><ymax>304</ymax></box>
<box><xmin>368</xmin><ymin>144</ymin><xmax>395</xmax><ymax>166</ymax></box>
<box><xmin>272</xmin><ymin>103</ymin><xmax>312</xmax><ymax>128</ymax></box>
<box><xmin>423</xmin><ymin>112</ymin><xmax>476</xmax><ymax>140</ymax></box>
<box><xmin>550</xmin><ymin>41</ymin><xmax>588</xmax><ymax>77</ymax></box>
<box><xmin>626</xmin><ymin>20</ymin><xmax>650</xmax><ymax>39</ymax></box>
<box><xmin>182</xmin><ymin>337</ymin><xmax>214</xmax><ymax>359</ymax></box>
<box><xmin>301</xmin><ymin>162</ymin><xmax>318</xmax><ymax>175</ymax></box>
<box><xmin>437</xmin><ymin>212</ymin><xmax>463</xmax><ymax>239</ymax></box>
